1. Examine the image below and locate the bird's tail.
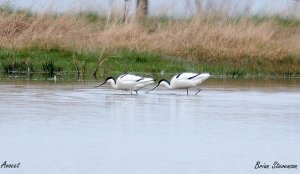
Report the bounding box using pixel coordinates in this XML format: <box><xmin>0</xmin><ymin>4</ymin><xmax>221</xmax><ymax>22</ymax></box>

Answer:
<box><xmin>139</xmin><ymin>78</ymin><xmax>155</xmax><ymax>85</ymax></box>
<box><xmin>194</xmin><ymin>73</ymin><xmax>211</xmax><ymax>83</ymax></box>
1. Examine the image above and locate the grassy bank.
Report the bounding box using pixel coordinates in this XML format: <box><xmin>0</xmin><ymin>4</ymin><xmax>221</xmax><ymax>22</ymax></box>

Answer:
<box><xmin>0</xmin><ymin>4</ymin><xmax>300</xmax><ymax>80</ymax></box>
<box><xmin>0</xmin><ymin>47</ymin><xmax>200</xmax><ymax>80</ymax></box>
<box><xmin>1</xmin><ymin>47</ymin><xmax>299</xmax><ymax>80</ymax></box>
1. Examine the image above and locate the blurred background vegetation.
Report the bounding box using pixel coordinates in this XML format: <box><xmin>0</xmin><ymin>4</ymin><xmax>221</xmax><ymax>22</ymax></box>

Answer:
<box><xmin>0</xmin><ymin>0</ymin><xmax>299</xmax><ymax>80</ymax></box>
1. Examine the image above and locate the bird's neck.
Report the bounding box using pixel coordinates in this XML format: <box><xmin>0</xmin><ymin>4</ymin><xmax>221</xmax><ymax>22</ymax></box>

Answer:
<box><xmin>110</xmin><ymin>83</ymin><xmax>118</xmax><ymax>89</ymax></box>
<box><xmin>107</xmin><ymin>79</ymin><xmax>118</xmax><ymax>89</ymax></box>
<box><xmin>160</xmin><ymin>81</ymin><xmax>172</xmax><ymax>89</ymax></box>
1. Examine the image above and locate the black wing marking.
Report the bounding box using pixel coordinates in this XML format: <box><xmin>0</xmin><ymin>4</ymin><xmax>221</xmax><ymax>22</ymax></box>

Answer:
<box><xmin>136</xmin><ymin>77</ymin><xmax>144</xmax><ymax>82</ymax></box>
<box><xmin>188</xmin><ymin>74</ymin><xmax>200</xmax><ymax>80</ymax></box>
<box><xmin>120</xmin><ymin>74</ymin><xmax>127</xmax><ymax>79</ymax></box>
<box><xmin>176</xmin><ymin>73</ymin><xmax>182</xmax><ymax>78</ymax></box>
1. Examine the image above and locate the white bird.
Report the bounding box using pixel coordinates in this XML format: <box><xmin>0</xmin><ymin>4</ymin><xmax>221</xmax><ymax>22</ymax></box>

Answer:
<box><xmin>149</xmin><ymin>72</ymin><xmax>211</xmax><ymax>95</ymax></box>
<box><xmin>96</xmin><ymin>74</ymin><xmax>154</xmax><ymax>95</ymax></box>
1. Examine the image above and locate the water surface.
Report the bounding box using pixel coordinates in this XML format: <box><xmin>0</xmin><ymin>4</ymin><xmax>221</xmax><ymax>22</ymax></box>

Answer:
<box><xmin>0</xmin><ymin>79</ymin><xmax>299</xmax><ymax>174</ymax></box>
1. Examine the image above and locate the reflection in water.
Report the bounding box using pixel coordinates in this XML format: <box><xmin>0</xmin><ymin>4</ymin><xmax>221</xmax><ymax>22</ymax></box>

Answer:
<box><xmin>0</xmin><ymin>79</ymin><xmax>300</xmax><ymax>174</ymax></box>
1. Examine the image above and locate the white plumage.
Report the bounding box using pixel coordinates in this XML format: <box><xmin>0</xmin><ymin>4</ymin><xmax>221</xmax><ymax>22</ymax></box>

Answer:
<box><xmin>150</xmin><ymin>72</ymin><xmax>211</xmax><ymax>95</ymax></box>
<box><xmin>96</xmin><ymin>74</ymin><xmax>154</xmax><ymax>95</ymax></box>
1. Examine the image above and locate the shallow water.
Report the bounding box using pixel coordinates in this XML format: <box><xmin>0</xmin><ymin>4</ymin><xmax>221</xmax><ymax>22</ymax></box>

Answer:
<box><xmin>0</xmin><ymin>79</ymin><xmax>300</xmax><ymax>174</ymax></box>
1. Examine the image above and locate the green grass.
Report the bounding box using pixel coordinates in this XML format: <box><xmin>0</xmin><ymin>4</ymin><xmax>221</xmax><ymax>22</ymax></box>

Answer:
<box><xmin>0</xmin><ymin>47</ymin><xmax>202</xmax><ymax>80</ymax></box>
<box><xmin>0</xmin><ymin>47</ymin><xmax>99</xmax><ymax>80</ymax></box>
<box><xmin>0</xmin><ymin>2</ymin><xmax>33</xmax><ymax>17</ymax></box>
<box><xmin>251</xmin><ymin>14</ymin><xmax>300</xmax><ymax>27</ymax></box>
<box><xmin>77</xmin><ymin>11</ymin><xmax>108</xmax><ymax>24</ymax></box>
<box><xmin>0</xmin><ymin>47</ymin><xmax>299</xmax><ymax>81</ymax></box>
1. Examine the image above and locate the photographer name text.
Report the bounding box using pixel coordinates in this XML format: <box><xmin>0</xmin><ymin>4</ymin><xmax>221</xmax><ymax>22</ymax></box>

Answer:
<box><xmin>255</xmin><ymin>161</ymin><xmax>297</xmax><ymax>169</ymax></box>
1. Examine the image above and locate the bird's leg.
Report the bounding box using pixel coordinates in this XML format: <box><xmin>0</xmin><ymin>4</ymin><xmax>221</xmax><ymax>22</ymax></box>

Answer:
<box><xmin>195</xmin><ymin>89</ymin><xmax>202</xmax><ymax>95</ymax></box>
<box><xmin>135</xmin><ymin>90</ymin><xmax>138</xmax><ymax>95</ymax></box>
<box><xmin>186</xmin><ymin>88</ymin><xmax>189</xmax><ymax>95</ymax></box>
<box><xmin>130</xmin><ymin>90</ymin><xmax>133</xmax><ymax>95</ymax></box>
<box><xmin>195</xmin><ymin>86</ymin><xmax>202</xmax><ymax>95</ymax></box>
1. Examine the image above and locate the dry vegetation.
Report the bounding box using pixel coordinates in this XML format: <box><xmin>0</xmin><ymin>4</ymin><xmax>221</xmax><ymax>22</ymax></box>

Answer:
<box><xmin>0</xmin><ymin>3</ymin><xmax>300</xmax><ymax>77</ymax></box>
<box><xmin>1</xmin><ymin>10</ymin><xmax>300</xmax><ymax>59</ymax></box>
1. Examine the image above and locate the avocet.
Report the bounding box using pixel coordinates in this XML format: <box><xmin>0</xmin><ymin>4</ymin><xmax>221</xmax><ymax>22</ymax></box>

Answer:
<box><xmin>149</xmin><ymin>72</ymin><xmax>211</xmax><ymax>95</ymax></box>
<box><xmin>96</xmin><ymin>74</ymin><xmax>154</xmax><ymax>95</ymax></box>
